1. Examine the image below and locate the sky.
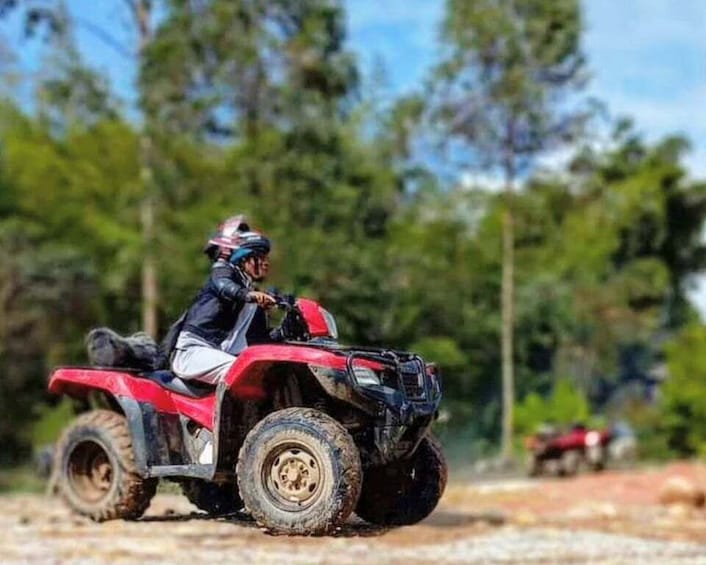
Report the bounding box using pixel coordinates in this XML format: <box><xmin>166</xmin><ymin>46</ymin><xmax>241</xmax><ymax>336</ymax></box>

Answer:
<box><xmin>345</xmin><ymin>0</ymin><xmax>706</xmax><ymax>314</ymax></box>
<box><xmin>5</xmin><ymin>1</ymin><xmax>702</xmax><ymax>178</ymax></box>
<box><xmin>346</xmin><ymin>0</ymin><xmax>706</xmax><ymax>179</ymax></box>
<box><xmin>3</xmin><ymin>1</ymin><xmax>706</xmax><ymax>306</ymax></box>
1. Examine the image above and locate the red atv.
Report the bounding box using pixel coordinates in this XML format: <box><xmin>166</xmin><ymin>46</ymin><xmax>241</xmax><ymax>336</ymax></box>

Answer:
<box><xmin>49</xmin><ymin>296</ymin><xmax>446</xmax><ymax>534</ymax></box>
<box><xmin>525</xmin><ymin>423</ymin><xmax>612</xmax><ymax>477</ymax></box>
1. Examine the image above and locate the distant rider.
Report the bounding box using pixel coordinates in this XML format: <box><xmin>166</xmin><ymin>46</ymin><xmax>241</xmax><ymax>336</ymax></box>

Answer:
<box><xmin>170</xmin><ymin>215</ymin><xmax>278</xmax><ymax>384</ymax></box>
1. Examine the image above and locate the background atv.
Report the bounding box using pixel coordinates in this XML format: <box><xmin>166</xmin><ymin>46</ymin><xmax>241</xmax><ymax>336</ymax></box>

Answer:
<box><xmin>49</xmin><ymin>296</ymin><xmax>446</xmax><ymax>535</ymax></box>
<box><xmin>525</xmin><ymin>423</ymin><xmax>612</xmax><ymax>477</ymax></box>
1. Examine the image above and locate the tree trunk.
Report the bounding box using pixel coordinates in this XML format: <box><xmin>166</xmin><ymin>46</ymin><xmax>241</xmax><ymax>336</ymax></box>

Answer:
<box><xmin>500</xmin><ymin>165</ymin><xmax>515</xmax><ymax>463</ymax></box>
<box><xmin>136</xmin><ymin>1</ymin><xmax>158</xmax><ymax>338</ymax></box>
<box><xmin>140</xmin><ymin>173</ymin><xmax>158</xmax><ymax>337</ymax></box>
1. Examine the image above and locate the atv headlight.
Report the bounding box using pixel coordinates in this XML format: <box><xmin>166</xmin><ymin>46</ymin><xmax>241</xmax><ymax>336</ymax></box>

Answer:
<box><xmin>352</xmin><ymin>366</ymin><xmax>380</xmax><ymax>387</ymax></box>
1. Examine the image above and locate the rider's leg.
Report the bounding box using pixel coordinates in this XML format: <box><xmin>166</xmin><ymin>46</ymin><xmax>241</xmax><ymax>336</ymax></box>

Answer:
<box><xmin>171</xmin><ymin>345</ymin><xmax>236</xmax><ymax>384</ymax></box>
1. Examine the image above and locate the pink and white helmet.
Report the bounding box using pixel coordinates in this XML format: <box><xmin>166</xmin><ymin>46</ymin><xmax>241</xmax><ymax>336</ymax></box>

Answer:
<box><xmin>204</xmin><ymin>214</ymin><xmax>251</xmax><ymax>257</ymax></box>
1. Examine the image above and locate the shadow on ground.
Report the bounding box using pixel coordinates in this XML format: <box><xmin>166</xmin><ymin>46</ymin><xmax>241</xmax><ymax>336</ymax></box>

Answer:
<box><xmin>424</xmin><ymin>509</ymin><xmax>506</xmax><ymax>528</ymax></box>
<box><xmin>138</xmin><ymin>507</ymin><xmax>505</xmax><ymax>536</ymax></box>
<box><xmin>139</xmin><ymin>510</ymin><xmax>390</xmax><ymax>537</ymax></box>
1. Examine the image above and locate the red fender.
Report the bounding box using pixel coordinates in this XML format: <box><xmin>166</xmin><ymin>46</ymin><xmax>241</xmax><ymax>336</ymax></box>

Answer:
<box><xmin>223</xmin><ymin>344</ymin><xmax>381</xmax><ymax>399</ymax></box>
<box><xmin>48</xmin><ymin>368</ymin><xmax>216</xmax><ymax>429</ymax></box>
<box><xmin>49</xmin><ymin>346</ymin><xmax>378</xmax><ymax>429</ymax></box>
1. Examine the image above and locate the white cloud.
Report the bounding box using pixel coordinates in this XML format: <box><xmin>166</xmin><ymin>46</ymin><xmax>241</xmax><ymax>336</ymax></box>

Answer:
<box><xmin>583</xmin><ymin>0</ymin><xmax>706</xmax><ymax>179</ymax></box>
<box><xmin>459</xmin><ymin>171</ymin><xmax>507</xmax><ymax>193</ymax></box>
<box><xmin>586</xmin><ymin>83</ymin><xmax>706</xmax><ymax>179</ymax></box>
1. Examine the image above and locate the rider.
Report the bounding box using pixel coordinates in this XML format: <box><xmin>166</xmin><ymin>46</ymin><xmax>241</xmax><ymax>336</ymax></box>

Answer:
<box><xmin>170</xmin><ymin>215</ymin><xmax>278</xmax><ymax>384</ymax></box>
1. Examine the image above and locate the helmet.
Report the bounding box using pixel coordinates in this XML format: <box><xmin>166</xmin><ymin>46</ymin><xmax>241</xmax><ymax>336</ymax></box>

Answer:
<box><xmin>230</xmin><ymin>230</ymin><xmax>271</xmax><ymax>263</ymax></box>
<box><xmin>204</xmin><ymin>214</ymin><xmax>251</xmax><ymax>258</ymax></box>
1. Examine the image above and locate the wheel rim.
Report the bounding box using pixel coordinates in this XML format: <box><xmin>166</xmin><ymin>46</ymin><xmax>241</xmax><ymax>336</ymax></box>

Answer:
<box><xmin>262</xmin><ymin>442</ymin><xmax>323</xmax><ymax>511</ymax></box>
<box><xmin>67</xmin><ymin>440</ymin><xmax>114</xmax><ymax>503</ymax></box>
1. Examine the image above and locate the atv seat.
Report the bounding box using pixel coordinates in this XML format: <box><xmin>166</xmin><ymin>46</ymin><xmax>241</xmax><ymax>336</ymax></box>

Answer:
<box><xmin>143</xmin><ymin>370</ymin><xmax>215</xmax><ymax>399</ymax></box>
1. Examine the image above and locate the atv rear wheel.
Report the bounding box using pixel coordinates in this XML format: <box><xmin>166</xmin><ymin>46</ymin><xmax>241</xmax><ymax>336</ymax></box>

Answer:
<box><xmin>237</xmin><ymin>407</ymin><xmax>361</xmax><ymax>535</ymax></box>
<box><xmin>355</xmin><ymin>435</ymin><xmax>447</xmax><ymax>526</ymax></box>
<box><xmin>526</xmin><ymin>452</ymin><xmax>543</xmax><ymax>477</ymax></box>
<box><xmin>181</xmin><ymin>479</ymin><xmax>243</xmax><ymax>515</ymax></box>
<box><xmin>55</xmin><ymin>410</ymin><xmax>157</xmax><ymax>521</ymax></box>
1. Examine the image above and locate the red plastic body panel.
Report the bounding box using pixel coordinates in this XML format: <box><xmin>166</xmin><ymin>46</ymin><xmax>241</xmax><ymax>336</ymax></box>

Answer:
<box><xmin>297</xmin><ymin>298</ymin><xmax>331</xmax><ymax>338</ymax></box>
<box><xmin>48</xmin><ymin>344</ymin><xmax>374</xmax><ymax>427</ymax></box>
<box><xmin>529</xmin><ymin>427</ymin><xmax>613</xmax><ymax>453</ymax></box>
<box><xmin>49</xmin><ymin>368</ymin><xmax>217</xmax><ymax>430</ymax></box>
<box><xmin>222</xmin><ymin>344</ymin><xmax>352</xmax><ymax>400</ymax></box>
<box><xmin>48</xmin><ymin>296</ymin><xmax>383</xmax><ymax>429</ymax></box>
<box><xmin>553</xmin><ymin>428</ymin><xmax>612</xmax><ymax>450</ymax></box>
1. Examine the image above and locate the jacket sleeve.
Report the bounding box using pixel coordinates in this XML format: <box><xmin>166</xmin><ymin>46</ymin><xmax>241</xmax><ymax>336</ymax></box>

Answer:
<box><xmin>210</xmin><ymin>261</ymin><xmax>250</xmax><ymax>303</ymax></box>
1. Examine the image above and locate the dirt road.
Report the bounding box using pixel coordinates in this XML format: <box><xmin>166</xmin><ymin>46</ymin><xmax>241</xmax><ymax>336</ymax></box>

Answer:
<box><xmin>2</xmin><ymin>462</ymin><xmax>706</xmax><ymax>564</ymax></box>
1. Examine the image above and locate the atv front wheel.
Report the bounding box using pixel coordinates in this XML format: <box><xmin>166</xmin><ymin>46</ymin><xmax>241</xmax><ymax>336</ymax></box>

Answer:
<box><xmin>181</xmin><ymin>479</ymin><xmax>243</xmax><ymax>515</ymax></box>
<box><xmin>355</xmin><ymin>435</ymin><xmax>447</xmax><ymax>526</ymax></box>
<box><xmin>237</xmin><ymin>407</ymin><xmax>361</xmax><ymax>535</ymax></box>
<box><xmin>54</xmin><ymin>410</ymin><xmax>157</xmax><ymax>521</ymax></box>
<box><xmin>559</xmin><ymin>449</ymin><xmax>580</xmax><ymax>476</ymax></box>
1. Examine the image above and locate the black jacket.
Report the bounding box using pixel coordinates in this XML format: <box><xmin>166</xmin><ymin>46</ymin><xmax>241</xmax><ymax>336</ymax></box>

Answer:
<box><xmin>181</xmin><ymin>259</ymin><xmax>269</xmax><ymax>348</ymax></box>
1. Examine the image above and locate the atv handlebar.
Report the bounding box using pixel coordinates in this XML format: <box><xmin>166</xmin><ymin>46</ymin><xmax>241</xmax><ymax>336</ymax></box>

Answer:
<box><xmin>266</xmin><ymin>292</ymin><xmax>310</xmax><ymax>342</ymax></box>
<box><xmin>270</xmin><ymin>293</ymin><xmax>297</xmax><ymax>312</ymax></box>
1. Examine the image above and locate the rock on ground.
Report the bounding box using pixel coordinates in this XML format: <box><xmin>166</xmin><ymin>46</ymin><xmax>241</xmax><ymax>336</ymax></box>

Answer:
<box><xmin>659</xmin><ymin>476</ymin><xmax>706</xmax><ymax>508</ymax></box>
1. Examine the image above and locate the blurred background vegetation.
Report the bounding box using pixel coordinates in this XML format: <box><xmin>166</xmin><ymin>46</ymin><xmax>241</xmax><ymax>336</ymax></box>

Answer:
<box><xmin>1</xmin><ymin>0</ymin><xmax>705</xmax><ymax>478</ymax></box>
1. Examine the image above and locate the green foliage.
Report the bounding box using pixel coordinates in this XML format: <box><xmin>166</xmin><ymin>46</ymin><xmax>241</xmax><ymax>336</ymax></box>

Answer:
<box><xmin>411</xmin><ymin>337</ymin><xmax>466</xmax><ymax>375</ymax></box>
<box><xmin>433</xmin><ymin>0</ymin><xmax>588</xmax><ymax>171</ymax></box>
<box><xmin>431</xmin><ymin>0</ymin><xmax>590</xmax><ymax>456</ymax></box>
<box><xmin>515</xmin><ymin>378</ymin><xmax>590</xmax><ymax>436</ymax></box>
<box><xmin>0</xmin><ymin>219</ymin><xmax>96</xmax><ymax>463</ymax></box>
<box><xmin>0</xmin><ymin>466</ymin><xmax>46</xmax><ymax>493</ymax></box>
<box><xmin>663</xmin><ymin>324</ymin><xmax>706</xmax><ymax>456</ymax></box>
<box><xmin>619</xmin><ymin>399</ymin><xmax>672</xmax><ymax>461</ymax></box>
<box><xmin>0</xmin><ymin>0</ymin><xmax>703</xmax><ymax>468</ymax></box>
<box><xmin>30</xmin><ymin>398</ymin><xmax>75</xmax><ymax>447</ymax></box>
<box><xmin>141</xmin><ymin>0</ymin><xmax>357</xmax><ymax>138</ymax></box>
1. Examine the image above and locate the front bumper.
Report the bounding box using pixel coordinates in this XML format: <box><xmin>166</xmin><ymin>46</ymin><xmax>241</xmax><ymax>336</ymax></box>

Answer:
<box><xmin>343</xmin><ymin>349</ymin><xmax>441</xmax><ymax>463</ymax></box>
<box><xmin>346</xmin><ymin>348</ymin><xmax>440</xmax><ymax>407</ymax></box>
<box><xmin>305</xmin><ymin>345</ymin><xmax>442</xmax><ymax>464</ymax></box>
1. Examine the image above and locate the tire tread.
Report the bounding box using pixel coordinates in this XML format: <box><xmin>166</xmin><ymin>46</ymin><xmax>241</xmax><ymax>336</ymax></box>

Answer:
<box><xmin>55</xmin><ymin>409</ymin><xmax>157</xmax><ymax>521</ymax></box>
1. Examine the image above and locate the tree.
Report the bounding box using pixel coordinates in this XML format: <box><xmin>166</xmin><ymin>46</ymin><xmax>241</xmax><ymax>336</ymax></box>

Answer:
<box><xmin>515</xmin><ymin>378</ymin><xmax>590</xmax><ymax>437</ymax></box>
<box><xmin>0</xmin><ymin>0</ymin><xmax>163</xmax><ymax>336</ymax></box>
<box><xmin>663</xmin><ymin>324</ymin><xmax>706</xmax><ymax>456</ymax></box>
<box><xmin>0</xmin><ymin>102</ymin><xmax>105</xmax><ymax>459</ymax></box>
<box><xmin>142</xmin><ymin>0</ymin><xmax>404</xmax><ymax>345</ymax></box>
<box><xmin>431</xmin><ymin>0</ymin><xmax>588</xmax><ymax>459</ymax></box>
<box><xmin>504</xmin><ymin>125</ymin><xmax>706</xmax><ymax>423</ymax></box>
<box><xmin>127</xmin><ymin>0</ymin><xmax>160</xmax><ymax>338</ymax></box>
<box><xmin>33</xmin><ymin>5</ymin><xmax>119</xmax><ymax>133</ymax></box>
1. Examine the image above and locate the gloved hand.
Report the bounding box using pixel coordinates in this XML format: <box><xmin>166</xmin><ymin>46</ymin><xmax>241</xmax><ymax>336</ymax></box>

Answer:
<box><xmin>247</xmin><ymin>291</ymin><xmax>276</xmax><ymax>309</ymax></box>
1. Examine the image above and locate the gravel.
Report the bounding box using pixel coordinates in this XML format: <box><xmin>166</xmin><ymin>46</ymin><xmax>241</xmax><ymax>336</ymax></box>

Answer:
<box><xmin>2</xmin><ymin>494</ymin><xmax>706</xmax><ymax>564</ymax></box>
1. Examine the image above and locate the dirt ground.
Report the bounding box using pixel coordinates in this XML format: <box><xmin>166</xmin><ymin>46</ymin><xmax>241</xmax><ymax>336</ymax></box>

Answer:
<box><xmin>2</xmin><ymin>461</ymin><xmax>706</xmax><ymax>564</ymax></box>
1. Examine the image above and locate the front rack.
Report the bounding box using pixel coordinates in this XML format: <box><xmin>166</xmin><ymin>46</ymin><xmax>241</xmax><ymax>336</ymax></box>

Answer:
<box><xmin>343</xmin><ymin>348</ymin><xmax>430</xmax><ymax>402</ymax></box>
